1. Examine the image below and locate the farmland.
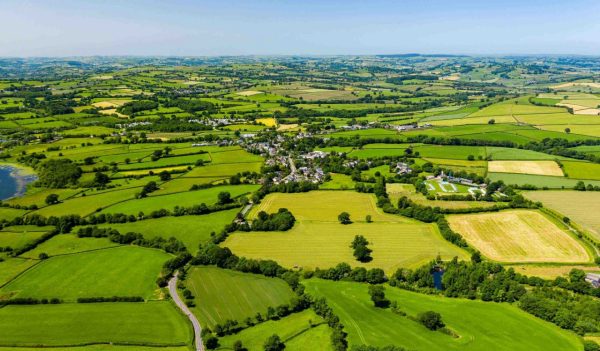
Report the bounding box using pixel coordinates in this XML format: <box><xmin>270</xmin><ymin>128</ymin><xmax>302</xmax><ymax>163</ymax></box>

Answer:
<box><xmin>447</xmin><ymin>210</ymin><xmax>591</xmax><ymax>263</ymax></box>
<box><xmin>185</xmin><ymin>266</ymin><xmax>295</xmax><ymax>329</ymax></box>
<box><xmin>1</xmin><ymin>55</ymin><xmax>600</xmax><ymax>350</ymax></box>
<box><xmin>303</xmin><ymin>279</ymin><xmax>583</xmax><ymax>351</ymax></box>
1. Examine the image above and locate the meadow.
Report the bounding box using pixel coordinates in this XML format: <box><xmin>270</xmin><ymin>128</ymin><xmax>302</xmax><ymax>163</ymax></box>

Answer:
<box><xmin>185</xmin><ymin>266</ymin><xmax>295</xmax><ymax>328</ymax></box>
<box><xmin>1</xmin><ymin>246</ymin><xmax>170</xmax><ymax>301</ymax></box>
<box><xmin>447</xmin><ymin>210</ymin><xmax>590</xmax><ymax>263</ymax></box>
<box><xmin>0</xmin><ymin>302</ymin><xmax>190</xmax><ymax>347</ymax></box>
<box><xmin>303</xmin><ymin>279</ymin><xmax>582</xmax><ymax>351</ymax></box>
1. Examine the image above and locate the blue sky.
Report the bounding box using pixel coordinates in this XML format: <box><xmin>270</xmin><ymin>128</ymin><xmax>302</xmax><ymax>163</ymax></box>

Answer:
<box><xmin>1</xmin><ymin>0</ymin><xmax>599</xmax><ymax>56</ymax></box>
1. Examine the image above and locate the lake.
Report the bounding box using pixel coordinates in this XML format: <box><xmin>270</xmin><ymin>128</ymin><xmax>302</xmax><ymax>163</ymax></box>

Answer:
<box><xmin>0</xmin><ymin>165</ymin><xmax>37</xmax><ymax>201</ymax></box>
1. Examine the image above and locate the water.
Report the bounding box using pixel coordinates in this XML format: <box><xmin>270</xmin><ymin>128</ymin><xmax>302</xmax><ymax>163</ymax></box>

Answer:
<box><xmin>0</xmin><ymin>165</ymin><xmax>37</xmax><ymax>201</ymax></box>
<box><xmin>432</xmin><ymin>270</ymin><xmax>444</xmax><ymax>290</ymax></box>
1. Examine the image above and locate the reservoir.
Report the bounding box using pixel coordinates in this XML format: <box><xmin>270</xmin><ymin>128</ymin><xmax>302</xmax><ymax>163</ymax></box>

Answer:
<box><xmin>0</xmin><ymin>165</ymin><xmax>37</xmax><ymax>200</ymax></box>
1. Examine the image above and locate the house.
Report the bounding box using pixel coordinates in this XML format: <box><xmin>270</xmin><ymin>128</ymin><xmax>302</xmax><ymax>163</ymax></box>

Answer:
<box><xmin>586</xmin><ymin>273</ymin><xmax>600</xmax><ymax>288</ymax></box>
<box><xmin>394</xmin><ymin>162</ymin><xmax>412</xmax><ymax>175</ymax></box>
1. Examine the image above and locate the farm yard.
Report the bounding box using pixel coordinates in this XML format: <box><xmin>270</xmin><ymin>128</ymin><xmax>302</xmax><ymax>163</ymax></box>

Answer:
<box><xmin>1</xmin><ymin>55</ymin><xmax>599</xmax><ymax>351</ymax></box>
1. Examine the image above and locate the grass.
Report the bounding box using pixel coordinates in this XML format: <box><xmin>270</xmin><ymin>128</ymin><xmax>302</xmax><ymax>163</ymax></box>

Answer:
<box><xmin>0</xmin><ymin>302</ymin><xmax>190</xmax><ymax>347</ymax></box>
<box><xmin>0</xmin><ymin>258</ymin><xmax>37</xmax><ymax>286</ymax></box>
<box><xmin>488</xmin><ymin>173</ymin><xmax>600</xmax><ymax>188</ymax></box>
<box><xmin>91</xmin><ymin>209</ymin><xmax>239</xmax><ymax>251</ymax></box>
<box><xmin>217</xmin><ymin>309</ymin><xmax>331</xmax><ymax>351</ymax></box>
<box><xmin>0</xmin><ymin>231</ymin><xmax>46</xmax><ymax>251</ymax></box>
<box><xmin>1</xmin><ymin>246</ymin><xmax>170</xmax><ymax>301</ymax></box>
<box><xmin>185</xmin><ymin>266</ymin><xmax>295</xmax><ymax>329</ymax></box>
<box><xmin>561</xmin><ymin>161</ymin><xmax>600</xmax><ymax>180</ymax></box>
<box><xmin>227</xmin><ymin>191</ymin><xmax>468</xmax><ymax>272</ymax></box>
<box><xmin>447</xmin><ymin>210</ymin><xmax>590</xmax><ymax>263</ymax></box>
<box><xmin>20</xmin><ymin>234</ymin><xmax>118</xmax><ymax>259</ymax></box>
<box><xmin>99</xmin><ymin>184</ymin><xmax>259</xmax><ymax>215</ymax></box>
<box><xmin>488</xmin><ymin>161</ymin><xmax>564</xmax><ymax>176</ymax></box>
<box><xmin>303</xmin><ymin>279</ymin><xmax>582</xmax><ymax>351</ymax></box>
<box><xmin>319</xmin><ymin>173</ymin><xmax>355</xmax><ymax>190</ymax></box>
<box><xmin>413</xmin><ymin>145</ymin><xmax>486</xmax><ymax>160</ymax></box>
<box><xmin>485</xmin><ymin>147</ymin><xmax>568</xmax><ymax>160</ymax></box>
<box><xmin>32</xmin><ymin>187</ymin><xmax>140</xmax><ymax>217</ymax></box>
<box><xmin>524</xmin><ymin>191</ymin><xmax>600</xmax><ymax>241</ymax></box>
<box><xmin>386</xmin><ymin>184</ymin><xmax>496</xmax><ymax>210</ymax></box>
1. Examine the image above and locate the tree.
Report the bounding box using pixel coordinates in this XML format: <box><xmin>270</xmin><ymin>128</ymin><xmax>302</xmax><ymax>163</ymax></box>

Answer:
<box><xmin>204</xmin><ymin>335</ymin><xmax>219</xmax><ymax>349</ymax></box>
<box><xmin>218</xmin><ymin>191</ymin><xmax>232</xmax><ymax>205</ymax></box>
<box><xmin>368</xmin><ymin>285</ymin><xmax>390</xmax><ymax>308</ymax></box>
<box><xmin>233</xmin><ymin>340</ymin><xmax>247</xmax><ymax>351</ymax></box>
<box><xmin>263</xmin><ymin>334</ymin><xmax>285</xmax><ymax>351</ymax></box>
<box><xmin>37</xmin><ymin>159</ymin><xmax>82</xmax><ymax>188</ymax></box>
<box><xmin>488</xmin><ymin>119</ymin><xmax>495</xmax><ymax>125</ymax></box>
<box><xmin>471</xmin><ymin>251</ymin><xmax>482</xmax><ymax>263</ymax></box>
<box><xmin>93</xmin><ymin>172</ymin><xmax>110</xmax><ymax>187</ymax></box>
<box><xmin>565</xmin><ymin>127</ymin><xmax>571</xmax><ymax>134</ymax></box>
<box><xmin>365</xmin><ymin>215</ymin><xmax>372</xmax><ymax>223</ymax></box>
<box><xmin>351</xmin><ymin>235</ymin><xmax>372</xmax><ymax>262</ymax></box>
<box><xmin>45</xmin><ymin>193</ymin><xmax>59</xmax><ymax>205</ymax></box>
<box><xmin>418</xmin><ymin>311</ymin><xmax>445</xmax><ymax>330</ymax></box>
<box><xmin>159</xmin><ymin>170</ymin><xmax>171</xmax><ymax>181</ymax></box>
<box><xmin>338</xmin><ymin>212</ymin><xmax>351</xmax><ymax>224</ymax></box>
<box><xmin>38</xmin><ymin>252</ymin><xmax>49</xmax><ymax>260</ymax></box>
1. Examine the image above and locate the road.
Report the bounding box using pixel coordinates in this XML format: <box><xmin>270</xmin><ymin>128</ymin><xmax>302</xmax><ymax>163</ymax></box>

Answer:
<box><xmin>168</xmin><ymin>272</ymin><xmax>204</xmax><ymax>351</ymax></box>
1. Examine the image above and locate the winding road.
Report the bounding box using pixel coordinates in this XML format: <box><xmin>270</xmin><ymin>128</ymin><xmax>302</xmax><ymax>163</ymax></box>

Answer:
<box><xmin>168</xmin><ymin>272</ymin><xmax>204</xmax><ymax>351</ymax></box>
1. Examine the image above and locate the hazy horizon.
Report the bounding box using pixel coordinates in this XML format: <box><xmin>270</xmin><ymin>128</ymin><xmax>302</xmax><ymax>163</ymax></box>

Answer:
<box><xmin>2</xmin><ymin>0</ymin><xmax>599</xmax><ymax>57</ymax></box>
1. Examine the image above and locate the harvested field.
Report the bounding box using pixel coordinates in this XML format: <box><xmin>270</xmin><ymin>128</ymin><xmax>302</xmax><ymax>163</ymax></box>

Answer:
<box><xmin>488</xmin><ymin>160</ymin><xmax>563</xmax><ymax>176</ymax></box>
<box><xmin>237</xmin><ymin>90</ymin><xmax>264</xmax><ymax>96</ymax></box>
<box><xmin>448</xmin><ymin>210</ymin><xmax>590</xmax><ymax>263</ymax></box>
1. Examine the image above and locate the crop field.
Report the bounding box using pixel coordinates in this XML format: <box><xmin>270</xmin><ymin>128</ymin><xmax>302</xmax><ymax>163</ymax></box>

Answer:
<box><xmin>228</xmin><ymin>191</ymin><xmax>468</xmax><ymax>271</ymax></box>
<box><xmin>92</xmin><ymin>209</ymin><xmax>239</xmax><ymax>251</ymax></box>
<box><xmin>0</xmin><ymin>302</ymin><xmax>190</xmax><ymax>347</ymax></box>
<box><xmin>447</xmin><ymin>210</ymin><xmax>590</xmax><ymax>263</ymax></box>
<box><xmin>524</xmin><ymin>191</ymin><xmax>600</xmax><ymax>241</ymax></box>
<box><xmin>303</xmin><ymin>279</ymin><xmax>582</xmax><ymax>351</ymax></box>
<box><xmin>0</xmin><ymin>246</ymin><xmax>170</xmax><ymax>301</ymax></box>
<box><xmin>217</xmin><ymin>309</ymin><xmax>330</xmax><ymax>350</ymax></box>
<box><xmin>185</xmin><ymin>267</ymin><xmax>295</xmax><ymax>328</ymax></box>
<box><xmin>487</xmin><ymin>160</ymin><xmax>564</xmax><ymax>176</ymax></box>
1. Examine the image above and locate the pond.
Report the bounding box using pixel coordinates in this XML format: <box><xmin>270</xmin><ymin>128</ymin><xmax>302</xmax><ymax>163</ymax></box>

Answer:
<box><xmin>0</xmin><ymin>165</ymin><xmax>37</xmax><ymax>201</ymax></box>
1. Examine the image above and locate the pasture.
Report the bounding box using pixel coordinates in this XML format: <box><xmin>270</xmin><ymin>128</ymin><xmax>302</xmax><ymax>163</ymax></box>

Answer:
<box><xmin>1</xmin><ymin>246</ymin><xmax>170</xmax><ymax>301</ymax></box>
<box><xmin>217</xmin><ymin>309</ymin><xmax>331</xmax><ymax>351</ymax></box>
<box><xmin>185</xmin><ymin>266</ymin><xmax>295</xmax><ymax>329</ymax></box>
<box><xmin>303</xmin><ymin>279</ymin><xmax>582</xmax><ymax>351</ymax></box>
<box><xmin>0</xmin><ymin>302</ymin><xmax>190</xmax><ymax>347</ymax></box>
<box><xmin>447</xmin><ymin>210</ymin><xmax>590</xmax><ymax>263</ymax></box>
<box><xmin>20</xmin><ymin>234</ymin><xmax>118</xmax><ymax>259</ymax></box>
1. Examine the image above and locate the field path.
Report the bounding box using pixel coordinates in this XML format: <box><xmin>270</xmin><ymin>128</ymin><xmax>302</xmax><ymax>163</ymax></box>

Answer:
<box><xmin>169</xmin><ymin>272</ymin><xmax>204</xmax><ymax>351</ymax></box>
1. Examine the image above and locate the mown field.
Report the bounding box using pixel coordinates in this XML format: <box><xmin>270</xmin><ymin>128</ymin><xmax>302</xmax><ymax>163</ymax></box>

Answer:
<box><xmin>303</xmin><ymin>279</ymin><xmax>583</xmax><ymax>351</ymax></box>
<box><xmin>524</xmin><ymin>191</ymin><xmax>600</xmax><ymax>241</ymax></box>
<box><xmin>447</xmin><ymin>210</ymin><xmax>590</xmax><ymax>263</ymax></box>
<box><xmin>0</xmin><ymin>302</ymin><xmax>191</xmax><ymax>347</ymax></box>
<box><xmin>185</xmin><ymin>266</ymin><xmax>295</xmax><ymax>329</ymax></box>
<box><xmin>0</xmin><ymin>246</ymin><xmax>170</xmax><ymax>301</ymax></box>
<box><xmin>228</xmin><ymin>191</ymin><xmax>468</xmax><ymax>272</ymax></box>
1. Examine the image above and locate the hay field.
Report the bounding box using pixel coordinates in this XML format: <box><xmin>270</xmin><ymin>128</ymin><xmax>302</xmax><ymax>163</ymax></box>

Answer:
<box><xmin>237</xmin><ymin>90</ymin><xmax>264</xmax><ymax>96</ymax></box>
<box><xmin>255</xmin><ymin>117</ymin><xmax>277</xmax><ymax>127</ymax></box>
<box><xmin>229</xmin><ymin>191</ymin><xmax>468</xmax><ymax>272</ymax></box>
<box><xmin>448</xmin><ymin>210</ymin><xmax>590</xmax><ymax>263</ymax></box>
<box><xmin>552</xmin><ymin>82</ymin><xmax>600</xmax><ymax>89</ymax></box>
<box><xmin>524</xmin><ymin>190</ymin><xmax>600</xmax><ymax>240</ymax></box>
<box><xmin>510</xmin><ymin>264</ymin><xmax>600</xmax><ymax>280</ymax></box>
<box><xmin>488</xmin><ymin>160</ymin><xmax>563</xmax><ymax>176</ymax></box>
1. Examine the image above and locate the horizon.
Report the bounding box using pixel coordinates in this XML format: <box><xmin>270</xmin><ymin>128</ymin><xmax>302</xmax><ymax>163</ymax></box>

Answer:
<box><xmin>1</xmin><ymin>0</ymin><xmax>599</xmax><ymax>57</ymax></box>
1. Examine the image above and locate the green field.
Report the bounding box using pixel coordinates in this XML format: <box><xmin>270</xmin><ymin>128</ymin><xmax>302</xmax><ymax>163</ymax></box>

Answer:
<box><xmin>488</xmin><ymin>172</ymin><xmax>600</xmax><ymax>188</ymax></box>
<box><xmin>1</xmin><ymin>246</ymin><xmax>170</xmax><ymax>301</ymax></box>
<box><xmin>20</xmin><ymin>234</ymin><xmax>118</xmax><ymax>259</ymax></box>
<box><xmin>0</xmin><ymin>302</ymin><xmax>191</xmax><ymax>347</ymax></box>
<box><xmin>561</xmin><ymin>161</ymin><xmax>600</xmax><ymax>180</ymax></box>
<box><xmin>227</xmin><ymin>191</ymin><xmax>468</xmax><ymax>272</ymax></box>
<box><xmin>217</xmin><ymin>309</ymin><xmax>331</xmax><ymax>351</ymax></box>
<box><xmin>304</xmin><ymin>279</ymin><xmax>582</xmax><ymax>351</ymax></box>
<box><xmin>185</xmin><ymin>266</ymin><xmax>295</xmax><ymax>328</ymax></box>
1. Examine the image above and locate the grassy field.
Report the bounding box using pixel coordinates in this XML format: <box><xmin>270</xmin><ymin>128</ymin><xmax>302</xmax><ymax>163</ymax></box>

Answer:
<box><xmin>0</xmin><ymin>258</ymin><xmax>38</xmax><ymax>286</ymax></box>
<box><xmin>0</xmin><ymin>302</ymin><xmax>190</xmax><ymax>347</ymax></box>
<box><xmin>303</xmin><ymin>279</ymin><xmax>582</xmax><ymax>351</ymax></box>
<box><xmin>319</xmin><ymin>173</ymin><xmax>355</xmax><ymax>190</ymax></box>
<box><xmin>487</xmin><ymin>172</ymin><xmax>600</xmax><ymax>188</ymax></box>
<box><xmin>386</xmin><ymin>183</ymin><xmax>496</xmax><ymax>210</ymax></box>
<box><xmin>185</xmin><ymin>266</ymin><xmax>295</xmax><ymax>329</ymax></box>
<box><xmin>91</xmin><ymin>209</ymin><xmax>239</xmax><ymax>251</ymax></box>
<box><xmin>1</xmin><ymin>246</ymin><xmax>170</xmax><ymax>301</ymax></box>
<box><xmin>20</xmin><ymin>234</ymin><xmax>118</xmax><ymax>259</ymax></box>
<box><xmin>99</xmin><ymin>184</ymin><xmax>258</xmax><ymax>215</ymax></box>
<box><xmin>488</xmin><ymin>160</ymin><xmax>563</xmax><ymax>176</ymax></box>
<box><xmin>561</xmin><ymin>161</ymin><xmax>600</xmax><ymax>180</ymax></box>
<box><xmin>524</xmin><ymin>191</ymin><xmax>600</xmax><ymax>241</ymax></box>
<box><xmin>447</xmin><ymin>210</ymin><xmax>590</xmax><ymax>263</ymax></box>
<box><xmin>217</xmin><ymin>309</ymin><xmax>331</xmax><ymax>351</ymax></box>
<box><xmin>228</xmin><ymin>191</ymin><xmax>468</xmax><ymax>272</ymax></box>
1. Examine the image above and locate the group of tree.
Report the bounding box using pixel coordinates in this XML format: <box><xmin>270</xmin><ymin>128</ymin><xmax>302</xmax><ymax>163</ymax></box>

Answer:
<box><xmin>350</xmin><ymin>235</ymin><xmax>372</xmax><ymax>262</ymax></box>
<box><xmin>245</xmin><ymin>208</ymin><xmax>296</xmax><ymax>231</ymax></box>
<box><xmin>36</xmin><ymin>158</ymin><xmax>82</xmax><ymax>188</ymax></box>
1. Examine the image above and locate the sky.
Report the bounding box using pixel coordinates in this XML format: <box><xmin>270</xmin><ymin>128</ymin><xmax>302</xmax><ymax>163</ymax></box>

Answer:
<box><xmin>1</xmin><ymin>0</ymin><xmax>599</xmax><ymax>57</ymax></box>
